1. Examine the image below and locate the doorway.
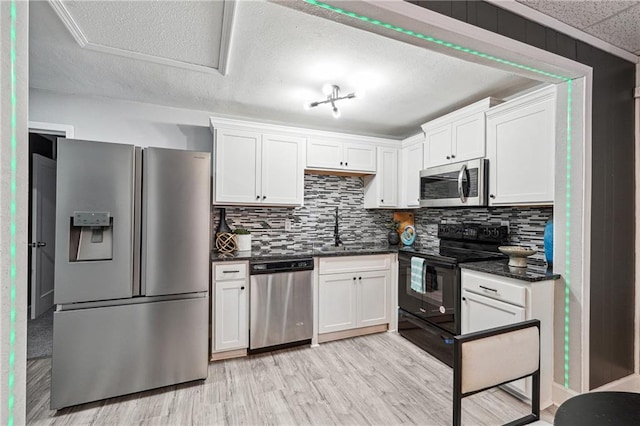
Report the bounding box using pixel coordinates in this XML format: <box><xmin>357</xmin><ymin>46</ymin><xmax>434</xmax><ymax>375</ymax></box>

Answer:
<box><xmin>27</xmin><ymin>123</ymin><xmax>72</xmax><ymax>360</ymax></box>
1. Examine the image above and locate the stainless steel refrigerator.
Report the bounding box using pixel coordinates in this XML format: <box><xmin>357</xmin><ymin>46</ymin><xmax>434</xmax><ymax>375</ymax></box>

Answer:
<box><xmin>51</xmin><ymin>138</ymin><xmax>210</xmax><ymax>409</ymax></box>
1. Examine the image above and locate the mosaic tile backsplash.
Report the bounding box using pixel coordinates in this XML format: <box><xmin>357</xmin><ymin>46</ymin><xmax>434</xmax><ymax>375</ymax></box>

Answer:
<box><xmin>212</xmin><ymin>174</ymin><xmax>553</xmax><ymax>261</ymax></box>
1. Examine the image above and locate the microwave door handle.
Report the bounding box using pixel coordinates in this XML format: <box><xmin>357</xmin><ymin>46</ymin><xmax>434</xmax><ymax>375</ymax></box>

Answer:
<box><xmin>457</xmin><ymin>164</ymin><xmax>467</xmax><ymax>203</ymax></box>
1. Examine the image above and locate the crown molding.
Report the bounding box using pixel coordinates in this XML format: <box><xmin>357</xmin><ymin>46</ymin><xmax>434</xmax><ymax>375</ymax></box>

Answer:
<box><xmin>48</xmin><ymin>0</ymin><xmax>234</xmax><ymax>75</ymax></box>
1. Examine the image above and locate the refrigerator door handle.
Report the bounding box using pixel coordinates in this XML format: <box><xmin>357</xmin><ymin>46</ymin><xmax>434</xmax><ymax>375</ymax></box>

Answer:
<box><xmin>132</xmin><ymin>147</ymin><xmax>142</xmax><ymax>296</ymax></box>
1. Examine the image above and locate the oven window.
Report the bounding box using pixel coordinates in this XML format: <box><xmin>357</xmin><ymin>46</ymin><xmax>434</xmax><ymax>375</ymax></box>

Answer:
<box><xmin>420</xmin><ymin>167</ymin><xmax>478</xmax><ymax>200</ymax></box>
<box><xmin>398</xmin><ymin>256</ymin><xmax>457</xmax><ymax>334</ymax></box>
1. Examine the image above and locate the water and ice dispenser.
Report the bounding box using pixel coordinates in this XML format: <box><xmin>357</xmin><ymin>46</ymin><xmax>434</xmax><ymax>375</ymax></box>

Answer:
<box><xmin>69</xmin><ymin>211</ymin><xmax>113</xmax><ymax>261</ymax></box>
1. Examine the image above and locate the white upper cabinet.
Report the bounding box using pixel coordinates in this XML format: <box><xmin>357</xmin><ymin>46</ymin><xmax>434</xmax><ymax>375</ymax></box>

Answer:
<box><xmin>212</xmin><ymin>123</ymin><xmax>305</xmax><ymax>207</ymax></box>
<box><xmin>401</xmin><ymin>136</ymin><xmax>424</xmax><ymax>208</ymax></box>
<box><xmin>261</xmin><ymin>134</ymin><xmax>305</xmax><ymax>205</ymax></box>
<box><xmin>307</xmin><ymin>138</ymin><xmax>376</xmax><ymax>173</ymax></box>
<box><xmin>214</xmin><ymin>129</ymin><xmax>261</xmax><ymax>204</ymax></box>
<box><xmin>364</xmin><ymin>147</ymin><xmax>398</xmax><ymax>208</ymax></box>
<box><xmin>486</xmin><ymin>86</ymin><xmax>556</xmax><ymax>206</ymax></box>
<box><xmin>422</xmin><ymin>98</ymin><xmax>501</xmax><ymax>169</ymax></box>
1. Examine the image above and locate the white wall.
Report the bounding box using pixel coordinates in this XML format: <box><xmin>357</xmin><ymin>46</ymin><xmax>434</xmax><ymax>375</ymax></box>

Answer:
<box><xmin>1</xmin><ymin>2</ymin><xmax>29</xmax><ymax>425</ymax></box>
<box><xmin>29</xmin><ymin>88</ymin><xmax>213</xmax><ymax>153</ymax></box>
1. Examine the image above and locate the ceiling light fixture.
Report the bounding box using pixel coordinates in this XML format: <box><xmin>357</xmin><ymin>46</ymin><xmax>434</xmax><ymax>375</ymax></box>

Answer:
<box><xmin>304</xmin><ymin>84</ymin><xmax>356</xmax><ymax>118</ymax></box>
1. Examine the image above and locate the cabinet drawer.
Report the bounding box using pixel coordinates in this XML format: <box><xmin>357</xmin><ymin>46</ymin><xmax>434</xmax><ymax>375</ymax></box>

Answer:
<box><xmin>319</xmin><ymin>254</ymin><xmax>391</xmax><ymax>275</ymax></box>
<box><xmin>461</xmin><ymin>270</ymin><xmax>526</xmax><ymax>307</ymax></box>
<box><xmin>214</xmin><ymin>263</ymin><xmax>247</xmax><ymax>281</ymax></box>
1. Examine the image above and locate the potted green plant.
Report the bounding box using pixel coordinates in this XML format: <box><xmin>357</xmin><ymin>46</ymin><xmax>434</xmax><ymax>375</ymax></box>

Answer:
<box><xmin>233</xmin><ymin>228</ymin><xmax>252</xmax><ymax>252</ymax></box>
<box><xmin>387</xmin><ymin>220</ymin><xmax>401</xmax><ymax>245</ymax></box>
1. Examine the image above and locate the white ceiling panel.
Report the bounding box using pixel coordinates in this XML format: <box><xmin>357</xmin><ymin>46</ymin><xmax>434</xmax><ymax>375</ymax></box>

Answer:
<box><xmin>517</xmin><ymin>0</ymin><xmax>637</xmax><ymax>29</ymax></box>
<box><xmin>586</xmin><ymin>4</ymin><xmax>640</xmax><ymax>54</ymax></box>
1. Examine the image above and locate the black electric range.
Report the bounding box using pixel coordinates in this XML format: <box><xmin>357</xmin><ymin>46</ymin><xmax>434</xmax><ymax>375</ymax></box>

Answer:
<box><xmin>397</xmin><ymin>223</ymin><xmax>507</xmax><ymax>367</ymax></box>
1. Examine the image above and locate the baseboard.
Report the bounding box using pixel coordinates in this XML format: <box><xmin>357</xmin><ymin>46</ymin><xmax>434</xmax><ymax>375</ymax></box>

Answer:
<box><xmin>209</xmin><ymin>348</ymin><xmax>247</xmax><ymax>362</ymax></box>
<box><xmin>593</xmin><ymin>374</ymin><xmax>640</xmax><ymax>392</ymax></box>
<box><xmin>318</xmin><ymin>324</ymin><xmax>388</xmax><ymax>343</ymax></box>
<box><xmin>552</xmin><ymin>382</ymin><xmax>579</xmax><ymax>406</ymax></box>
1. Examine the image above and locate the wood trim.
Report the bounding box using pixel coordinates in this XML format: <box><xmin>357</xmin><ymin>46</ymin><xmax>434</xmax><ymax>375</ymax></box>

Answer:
<box><xmin>317</xmin><ymin>324</ymin><xmax>388</xmax><ymax>343</ymax></box>
<box><xmin>210</xmin><ymin>348</ymin><xmax>247</xmax><ymax>362</ymax></box>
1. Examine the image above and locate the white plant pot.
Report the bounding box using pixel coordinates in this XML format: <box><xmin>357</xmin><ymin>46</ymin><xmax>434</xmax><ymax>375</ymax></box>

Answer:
<box><xmin>236</xmin><ymin>234</ymin><xmax>252</xmax><ymax>252</ymax></box>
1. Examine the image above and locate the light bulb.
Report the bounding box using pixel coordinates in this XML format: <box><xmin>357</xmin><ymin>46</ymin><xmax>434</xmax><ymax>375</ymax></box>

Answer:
<box><xmin>332</xmin><ymin>106</ymin><xmax>341</xmax><ymax>118</ymax></box>
<box><xmin>303</xmin><ymin>101</ymin><xmax>312</xmax><ymax>110</ymax></box>
<box><xmin>322</xmin><ymin>83</ymin><xmax>334</xmax><ymax>96</ymax></box>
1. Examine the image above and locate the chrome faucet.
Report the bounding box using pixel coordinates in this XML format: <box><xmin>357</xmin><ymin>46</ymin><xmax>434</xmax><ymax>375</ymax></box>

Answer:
<box><xmin>334</xmin><ymin>206</ymin><xmax>343</xmax><ymax>247</ymax></box>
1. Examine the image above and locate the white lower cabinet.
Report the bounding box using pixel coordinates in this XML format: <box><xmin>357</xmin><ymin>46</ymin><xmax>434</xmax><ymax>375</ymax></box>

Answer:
<box><xmin>461</xmin><ymin>269</ymin><xmax>555</xmax><ymax>408</ymax></box>
<box><xmin>318</xmin><ymin>255</ymin><xmax>391</xmax><ymax>335</ymax></box>
<box><xmin>212</xmin><ymin>262</ymin><xmax>249</xmax><ymax>354</ymax></box>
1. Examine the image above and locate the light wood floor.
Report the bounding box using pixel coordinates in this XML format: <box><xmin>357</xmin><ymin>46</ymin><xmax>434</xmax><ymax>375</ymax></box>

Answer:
<box><xmin>27</xmin><ymin>332</ymin><xmax>556</xmax><ymax>425</ymax></box>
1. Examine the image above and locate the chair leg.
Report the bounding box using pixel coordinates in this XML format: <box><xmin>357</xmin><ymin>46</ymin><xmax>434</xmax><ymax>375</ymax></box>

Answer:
<box><xmin>531</xmin><ymin>369</ymin><xmax>540</xmax><ymax>419</ymax></box>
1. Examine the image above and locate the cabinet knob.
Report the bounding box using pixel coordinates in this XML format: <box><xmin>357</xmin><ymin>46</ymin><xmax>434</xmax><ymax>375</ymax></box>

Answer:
<box><xmin>358</xmin><ymin>277</ymin><xmax>362</xmax><ymax>280</ymax></box>
<box><xmin>241</xmin><ymin>286</ymin><xmax>245</xmax><ymax>290</ymax></box>
<box><xmin>340</xmin><ymin>161</ymin><xmax>343</xmax><ymax>166</ymax></box>
<box><xmin>256</xmin><ymin>195</ymin><xmax>260</xmax><ymax>200</ymax></box>
<box><xmin>446</xmin><ymin>156</ymin><xmax>450</xmax><ymax>160</ymax></box>
<box><xmin>489</xmin><ymin>194</ymin><xmax>495</xmax><ymax>199</ymax></box>
<box><xmin>262</xmin><ymin>195</ymin><xmax>266</xmax><ymax>200</ymax></box>
<box><xmin>462</xmin><ymin>297</ymin><xmax>466</xmax><ymax>301</ymax></box>
<box><xmin>381</xmin><ymin>199</ymin><xmax>384</xmax><ymax>203</ymax></box>
<box><xmin>451</xmin><ymin>154</ymin><xmax>455</xmax><ymax>158</ymax></box>
<box><xmin>345</xmin><ymin>162</ymin><xmax>348</xmax><ymax>166</ymax></box>
<box><xmin>353</xmin><ymin>277</ymin><xmax>356</xmax><ymax>280</ymax></box>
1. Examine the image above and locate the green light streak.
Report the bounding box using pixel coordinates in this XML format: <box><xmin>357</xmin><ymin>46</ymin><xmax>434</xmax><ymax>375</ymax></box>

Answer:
<box><xmin>564</xmin><ymin>80</ymin><xmax>573</xmax><ymax>388</ymax></box>
<box><xmin>303</xmin><ymin>0</ymin><xmax>575</xmax><ymax>389</ymax></box>
<box><xmin>8</xmin><ymin>0</ymin><xmax>18</xmax><ymax>424</ymax></box>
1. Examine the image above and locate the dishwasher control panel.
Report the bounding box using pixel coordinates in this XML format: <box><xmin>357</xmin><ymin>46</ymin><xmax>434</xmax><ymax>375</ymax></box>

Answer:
<box><xmin>250</xmin><ymin>258</ymin><xmax>314</xmax><ymax>275</ymax></box>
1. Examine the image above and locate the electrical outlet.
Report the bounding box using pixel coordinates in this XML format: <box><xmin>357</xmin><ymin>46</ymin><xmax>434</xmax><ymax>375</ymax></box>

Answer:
<box><xmin>284</xmin><ymin>219</ymin><xmax>292</xmax><ymax>231</ymax></box>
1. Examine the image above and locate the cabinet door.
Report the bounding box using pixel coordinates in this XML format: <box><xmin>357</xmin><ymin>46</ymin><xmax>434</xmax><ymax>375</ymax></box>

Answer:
<box><xmin>344</xmin><ymin>142</ymin><xmax>376</xmax><ymax>172</ymax></box>
<box><xmin>461</xmin><ymin>289</ymin><xmax>527</xmax><ymax>396</ymax></box>
<box><xmin>214</xmin><ymin>129</ymin><xmax>261</xmax><ymax>204</ymax></box>
<box><xmin>452</xmin><ymin>112</ymin><xmax>485</xmax><ymax>162</ymax></box>
<box><xmin>261</xmin><ymin>134</ymin><xmax>305</xmax><ymax>206</ymax></box>
<box><xmin>405</xmin><ymin>143</ymin><xmax>424</xmax><ymax>207</ymax></box>
<box><xmin>214</xmin><ymin>280</ymin><xmax>248</xmax><ymax>352</ymax></box>
<box><xmin>487</xmin><ymin>95</ymin><xmax>555</xmax><ymax>205</ymax></box>
<box><xmin>424</xmin><ymin>124</ymin><xmax>452</xmax><ymax>168</ymax></box>
<box><xmin>357</xmin><ymin>270</ymin><xmax>390</xmax><ymax>328</ymax></box>
<box><xmin>379</xmin><ymin>147</ymin><xmax>398</xmax><ymax>207</ymax></box>
<box><xmin>307</xmin><ymin>138</ymin><xmax>343</xmax><ymax>170</ymax></box>
<box><xmin>318</xmin><ymin>273</ymin><xmax>357</xmax><ymax>334</ymax></box>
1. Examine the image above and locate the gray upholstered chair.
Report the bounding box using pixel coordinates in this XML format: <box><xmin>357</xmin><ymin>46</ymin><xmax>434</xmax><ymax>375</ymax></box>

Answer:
<box><xmin>453</xmin><ymin>319</ymin><xmax>541</xmax><ymax>426</ymax></box>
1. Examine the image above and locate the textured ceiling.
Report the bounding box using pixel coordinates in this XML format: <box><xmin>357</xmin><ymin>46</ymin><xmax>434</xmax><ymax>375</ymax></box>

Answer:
<box><xmin>517</xmin><ymin>0</ymin><xmax>640</xmax><ymax>55</ymax></box>
<box><xmin>63</xmin><ymin>0</ymin><xmax>226</xmax><ymax>68</ymax></box>
<box><xmin>30</xmin><ymin>0</ymin><xmax>538</xmax><ymax>139</ymax></box>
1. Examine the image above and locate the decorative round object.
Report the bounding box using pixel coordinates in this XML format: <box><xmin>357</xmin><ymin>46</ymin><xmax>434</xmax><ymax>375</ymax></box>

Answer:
<box><xmin>216</xmin><ymin>232</ymin><xmax>237</xmax><ymax>253</ymax></box>
<box><xmin>400</xmin><ymin>225</ymin><xmax>416</xmax><ymax>246</ymax></box>
<box><xmin>499</xmin><ymin>246</ymin><xmax>536</xmax><ymax>268</ymax></box>
<box><xmin>388</xmin><ymin>230</ymin><xmax>400</xmax><ymax>245</ymax></box>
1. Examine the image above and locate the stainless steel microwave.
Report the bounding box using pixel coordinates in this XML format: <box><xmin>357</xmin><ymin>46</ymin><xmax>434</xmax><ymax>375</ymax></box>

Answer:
<box><xmin>419</xmin><ymin>159</ymin><xmax>488</xmax><ymax>207</ymax></box>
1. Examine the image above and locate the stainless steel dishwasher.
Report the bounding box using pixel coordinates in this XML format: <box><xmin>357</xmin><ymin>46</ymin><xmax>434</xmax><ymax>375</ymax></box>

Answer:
<box><xmin>249</xmin><ymin>258</ymin><xmax>314</xmax><ymax>351</ymax></box>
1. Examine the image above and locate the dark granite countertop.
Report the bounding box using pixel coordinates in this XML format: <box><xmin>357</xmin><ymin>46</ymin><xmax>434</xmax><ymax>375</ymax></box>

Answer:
<box><xmin>211</xmin><ymin>245</ymin><xmax>399</xmax><ymax>262</ymax></box>
<box><xmin>460</xmin><ymin>259</ymin><xmax>561</xmax><ymax>282</ymax></box>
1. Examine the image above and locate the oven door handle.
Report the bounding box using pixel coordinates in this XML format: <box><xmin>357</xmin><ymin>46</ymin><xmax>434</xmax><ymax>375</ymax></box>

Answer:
<box><xmin>457</xmin><ymin>164</ymin><xmax>467</xmax><ymax>203</ymax></box>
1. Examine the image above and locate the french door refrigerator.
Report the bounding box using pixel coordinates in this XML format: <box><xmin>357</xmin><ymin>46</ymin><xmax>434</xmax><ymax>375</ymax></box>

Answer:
<box><xmin>51</xmin><ymin>138</ymin><xmax>210</xmax><ymax>409</ymax></box>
